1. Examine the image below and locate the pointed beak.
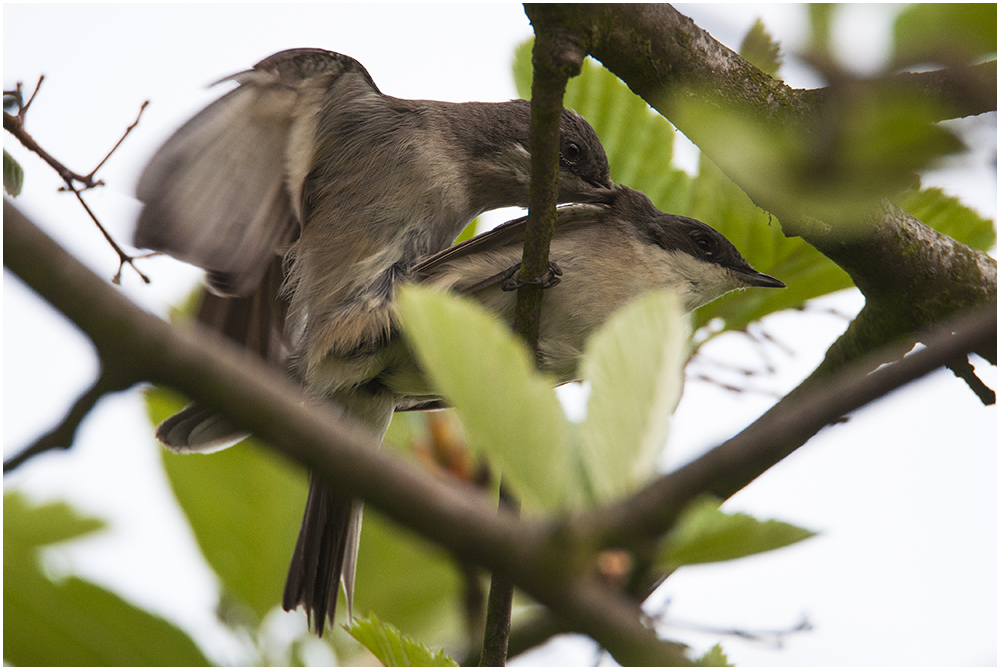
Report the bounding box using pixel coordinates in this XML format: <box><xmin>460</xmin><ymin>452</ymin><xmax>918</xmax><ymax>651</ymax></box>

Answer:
<box><xmin>575</xmin><ymin>186</ymin><xmax>617</xmax><ymax>204</ymax></box>
<box><xmin>737</xmin><ymin>269</ymin><xmax>786</xmax><ymax>289</ymax></box>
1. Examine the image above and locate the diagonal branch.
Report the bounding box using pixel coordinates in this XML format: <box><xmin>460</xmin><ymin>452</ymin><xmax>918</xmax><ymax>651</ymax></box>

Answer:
<box><xmin>585</xmin><ymin>300</ymin><xmax>997</xmax><ymax>548</ymax></box>
<box><xmin>525</xmin><ymin>3</ymin><xmax>997</xmax><ymax>380</ymax></box>
<box><xmin>4</xmin><ymin>201</ymin><xmax>692</xmax><ymax>667</ymax></box>
<box><xmin>3</xmin><ymin>372</ymin><xmax>130</xmax><ymax>472</ymax></box>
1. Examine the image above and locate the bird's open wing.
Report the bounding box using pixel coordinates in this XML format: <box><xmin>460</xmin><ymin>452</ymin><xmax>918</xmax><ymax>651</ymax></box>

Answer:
<box><xmin>135</xmin><ymin>49</ymin><xmax>378</xmax><ymax>297</ymax></box>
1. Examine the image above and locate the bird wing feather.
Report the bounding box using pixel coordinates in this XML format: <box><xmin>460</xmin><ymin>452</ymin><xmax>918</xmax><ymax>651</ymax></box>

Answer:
<box><xmin>134</xmin><ymin>49</ymin><xmax>377</xmax><ymax>297</ymax></box>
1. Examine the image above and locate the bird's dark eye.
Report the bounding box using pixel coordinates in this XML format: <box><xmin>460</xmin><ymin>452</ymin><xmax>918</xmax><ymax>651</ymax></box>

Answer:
<box><xmin>563</xmin><ymin>142</ymin><xmax>581</xmax><ymax>162</ymax></box>
<box><xmin>692</xmin><ymin>231</ymin><xmax>715</xmax><ymax>256</ymax></box>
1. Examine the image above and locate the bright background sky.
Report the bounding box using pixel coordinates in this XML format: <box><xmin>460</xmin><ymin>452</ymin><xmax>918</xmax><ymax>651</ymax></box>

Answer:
<box><xmin>4</xmin><ymin>4</ymin><xmax>996</xmax><ymax>666</ymax></box>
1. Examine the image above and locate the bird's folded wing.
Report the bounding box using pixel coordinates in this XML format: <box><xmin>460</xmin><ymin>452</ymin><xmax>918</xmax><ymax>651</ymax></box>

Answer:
<box><xmin>411</xmin><ymin>202</ymin><xmax>605</xmax><ymax>294</ymax></box>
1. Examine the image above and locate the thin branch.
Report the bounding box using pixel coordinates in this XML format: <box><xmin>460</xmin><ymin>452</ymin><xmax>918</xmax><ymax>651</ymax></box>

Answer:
<box><xmin>3</xmin><ymin>85</ymin><xmax>151</xmax><ymax>283</ymax></box>
<box><xmin>3</xmin><ymin>372</ymin><xmax>128</xmax><ymax>472</ymax></box>
<box><xmin>478</xmin><ymin>481</ymin><xmax>520</xmax><ymax>666</ymax></box>
<box><xmin>946</xmin><ymin>355</ymin><xmax>996</xmax><ymax>405</ymax></box>
<box><xmin>587</xmin><ymin>301</ymin><xmax>997</xmax><ymax>549</ymax></box>
<box><xmin>474</xmin><ymin>11</ymin><xmax>595</xmax><ymax>663</ymax></box>
<box><xmin>64</xmin><ymin>180</ymin><xmax>150</xmax><ymax>284</ymax></box>
<box><xmin>514</xmin><ymin>9</ymin><xmax>587</xmax><ymax>350</ymax></box>
<box><xmin>88</xmin><ymin>100</ymin><xmax>148</xmax><ymax>176</ymax></box>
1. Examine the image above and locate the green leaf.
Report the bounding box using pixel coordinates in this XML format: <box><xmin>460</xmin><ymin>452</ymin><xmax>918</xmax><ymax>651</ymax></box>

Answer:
<box><xmin>897</xmin><ymin>185</ymin><xmax>997</xmax><ymax>253</ymax></box>
<box><xmin>346</xmin><ymin>614</ymin><xmax>457</xmax><ymax>667</ymax></box>
<box><xmin>740</xmin><ymin>19</ymin><xmax>783</xmax><ymax>77</ymax></box>
<box><xmin>807</xmin><ymin>4</ymin><xmax>836</xmax><ymax>59</ymax></box>
<box><xmin>695</xmin><ymin>643</ymin><xmax>733</xmax><ymax>667</ymax></box>
<box><xmin>353</xmin><ymin>507</ymin><xmax>464</xmax><ymax>650</ymax></box>
<box><xmin>660</xmin><ymin>497</ymin><xmax>817</xmax><ymax>570</ymax></box>
<box><xmin>686</xmin><ymin>156</ymin><xmax>853</xmax><ymax>335</ymax></box>
<box><xmin>147</xmin><ymin>390</ymin><xmax>466</xmax><ymax>658</ymax></box>
<box><xmin>3</xmin><ymin>492</ymin><xmax>210</xmax><ymax>666</ymax></box>
<box><xmin>4</xmin><ymin>148</ymin><xmax>24</xmax><ymax>196</ymax></box>
<box><xmin>893</xmin><ymin>4</ymin><xmax>998</xmax><ymax>67</ymax></box>
<box><xmin>514</xmin><ymin>40</ymin><xmax>692</xmax><ymax>213</ymax></box>
<box><xmin>149</xmin><ymin>387</ymin><xmax>307</xmax><ymax>623</ymax></box>
<box><xmin>514</xmin><ymin>39</ymin><xmax>847</xmax><ymax>339</ymax></box>
<box><xmin>578</xmin><ymin>290</ymin><xmax>688</xmax><ymax>504</ymax></box>
<box><xmin>396</xmin><ymin>285</ymin><xmax>571</xmax><ymax>511</ymax></box>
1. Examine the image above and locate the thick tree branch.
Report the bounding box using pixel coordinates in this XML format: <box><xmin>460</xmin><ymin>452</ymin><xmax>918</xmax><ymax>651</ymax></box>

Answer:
<box><xmin>4</xmin><ymin>201</ymin><xmax>692</xmax><ymax>667</ymax></box>
<box><xmin>585</xmin><ymin>300</ymin><xmax>996</xmax><ymax>548</ymax></box>
<box><xmin>525</xmin><ymin>3</ymin><xmax>997</xmax><ymax>379</ymax></box>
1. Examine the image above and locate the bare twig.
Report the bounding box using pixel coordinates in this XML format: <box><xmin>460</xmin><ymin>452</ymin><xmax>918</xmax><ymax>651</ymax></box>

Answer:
<box><xmin>946</xmin><ymin>355</ymin><xmax>996</xmax><ymax>405</ymax></box>
<box><xmin>89</xmin><ymin>100</ymin><xmax>148</xmax><ymax>177</ymax></box>
<box><xmin>3</xmin><ymin>80</ymin><xmax>150</xmax><ymax>283</ymax></box>
<box><xmin>479</xmin><ymin>481</ymin><xmax>520</xmax><ymax>667</ymax></box>
<box><xmin>3</xmin><ymin>372</ymin><xmax>129</xmax><ymax>472</ymax></box>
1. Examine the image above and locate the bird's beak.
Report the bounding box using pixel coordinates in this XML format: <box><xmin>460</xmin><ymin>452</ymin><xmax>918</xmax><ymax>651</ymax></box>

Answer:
<box><xmin>575</xmin><ymin>186</ymin><xmax>617</xmax><ymax>204</ymax></box>
<box><xmin>738</xmin><ymin>269</ymin><xmax>786</xmax><ymax>289</ymax></box>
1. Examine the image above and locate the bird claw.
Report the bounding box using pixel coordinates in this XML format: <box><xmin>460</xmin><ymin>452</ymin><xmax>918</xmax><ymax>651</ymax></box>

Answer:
<box><xmin>500</xmin><ymin>261</ymin><xmax>563</xmax><ymax>291</ymax></box>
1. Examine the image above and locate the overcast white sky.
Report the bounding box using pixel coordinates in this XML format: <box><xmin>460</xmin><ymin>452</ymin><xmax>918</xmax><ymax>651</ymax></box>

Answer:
<box><xmin>4</xmin><ymin>4</ymin><xmax>996</xmax><ymax>666</ymax></box>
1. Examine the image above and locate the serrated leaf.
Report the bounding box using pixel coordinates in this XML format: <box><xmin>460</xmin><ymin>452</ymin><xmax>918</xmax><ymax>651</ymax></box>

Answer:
<box><xmin>396</xmin><ymin>285</ymin><xmax>571</xmax><ymax>511</ymax></box>
<box><xmin>740</xmin><ymin>19</ymin><xmax>783</xmax><ymax>77</ymax></box>
<box><xmin>346</xmin><ymin>614</ymin><xmax>457</xmax><ymax>667</ymax></box>
<box><xmin>353</xmin><ymin>507</ymin><xmax>464</xmax><ymax>650</ymax></box>
<box><xmin>3</xmin><ymin>492</ymin><xmax>210</xmax><ymax>666</ymax></box>
<box><xmin>695</xmin><ymin>643</ymin><xmax>733</xmax><ymax>667</ymax></box>
<box><xmin>5</xmin><ymin>148</ymin><xmax>25</xmax><ymax>196</ymax></box>
<box><xmin>578</xmin><ymin>290</ymin><xmax>689</xmax><ymax>504</ymax></box>
<box><xmin>146</xmin><ymin>387</ymin><xmax>464</xmax><ymax>658</ymax></box>
<box><xmin>687</xmin><ymin>157</ymin><xmax>853</xmax><ymax>334</ymax></box>
<box><xmin>893</xmin><ymin>4</ymin><xmax>998</xmax><ymax>67</ymax></box>
<box><xmin>897</xmin><ymin>186</ymin><xmax>996</xmax><ymax>252</ymax></box>
<box><xmin>660</xmin><ymin>497</ymin><xmax>817</xmax><ymax>570</ymax></box>
<box><xmin>514</xmin><ymin>39</ymin><xmax>693</xmax><ymax>214</ymax></box>
<box><xmin>514</xmin><ymin>39</ymin><xmax>824</xmax><ymax>339</ymax></box>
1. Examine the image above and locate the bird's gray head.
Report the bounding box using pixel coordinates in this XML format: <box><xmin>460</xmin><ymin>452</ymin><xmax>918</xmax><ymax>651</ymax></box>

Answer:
<box><xmin>462</xmin><ymin>99</ymin><xmax>612</xmax><ymax>207</ymax></box>
<box><xmin>610</xmin><ymin>186</ymin><xmax>785</xmax><ymax>311</ymax></box>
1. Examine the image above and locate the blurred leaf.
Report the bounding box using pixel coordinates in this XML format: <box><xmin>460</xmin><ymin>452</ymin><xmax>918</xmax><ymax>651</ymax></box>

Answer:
<box><xmin>740</xmin><ymin>19</ymin><xmax>783</xmax><ymax>77</ymax></box>
<box><xmin>148</xmin><ymin>387</ymin><xmax>307</xmax><ymax>623</ymax></box>
<box><xmin>578</xmin><ymin>290</ymin><xmax>689</xmax><ymax>503</ymax></box>
<box><xmin>687</xmin><ymin>157</ymin><xmax>853</xmax><ymax>334</ymax></box>
<box><xmin>672</xmin><ymin>89</ymin><xmax>962</xmax><ymax>231</ymax></box>
<box><xmin>897</xmin><ymin>185</ymin><xmax>997</xmax><ymax>252</ymax></box>
<box><xmin>659</xmin><ymin>497</ymin><xmax>816</xmax><ymax>570</ymax></box>
<box><xmin>396</xmin><ymin>285</ymin><xmax>571</xmax><ymax>511</ymax></box>
<box><xmin>353</xmin><ymin>508</ymin><xmax>464</xmax><ymax>652</ymax></box>
<box><xmin>346</xmin><ymin>613</ymin><xmax>457</xmax><ymax>667</ymax></box>
<box><xmin>513</xmin><ymin>39</ymin><xmax>851</xmax><ymax>339</ymax></box>
<box><xmin>3</xmin><ymin>492</ymin><xmax>210</xmax><ymax>666</ymax></box>
<box><xmin>893</xmin><ymin>4</ymin><xmax>998</xmax><ymax>67</ymax></box>
<box><xmin>807</xmin><ymin>3</ymin><xmax>836</xmax><ymax>60</ymax></box>
<box><xmin>695</xmin><ymin>643</ymin><xmax>733</xmax><ymax>667</ymax></box>
<box><xmin>4</xmin><ymin>148</ymin><xmax>24</xmax><ymax>196</ymax></box>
